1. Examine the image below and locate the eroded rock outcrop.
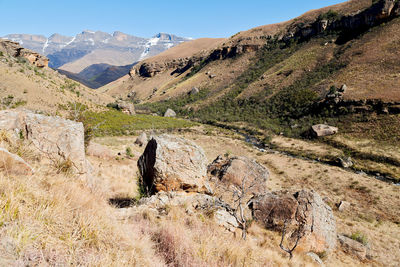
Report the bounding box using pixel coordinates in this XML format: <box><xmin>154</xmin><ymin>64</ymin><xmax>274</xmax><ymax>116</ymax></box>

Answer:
<box><xmin>137</xmin><ymin>135</ymin><xmax>208</xmax><ymax>194</ymax></box>
<box><xmin>282</xmin><ymin>0</ymin><xmax>400</xmax><ymax>44</ymax></box>
<box><xmin>250</xmin><ymin>190</ymin><xmax>337</xmax><ymax>253</ymax></box>
<box><xmin>0</xmin><ymin>39</ymin><xmax>48</xmax><ymax>67</ymax></box>
<box><xmin>0</xmin><ymin>110</ymin><xmax>87</xmax><ymax>174</ymax></box>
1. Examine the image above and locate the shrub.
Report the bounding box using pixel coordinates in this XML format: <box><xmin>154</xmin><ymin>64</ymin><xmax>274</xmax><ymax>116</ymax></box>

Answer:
<box><xmin>349</xmin><ymin>231</ymin><xmax>368</xmax><ymax>245</ymax></box>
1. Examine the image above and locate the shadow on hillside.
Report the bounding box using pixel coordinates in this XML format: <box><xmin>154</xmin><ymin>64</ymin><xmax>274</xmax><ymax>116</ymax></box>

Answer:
<box><xmin>108</xmin><ymin>197</ymin><xmax>137</xmax><ymax>208</ymax></box>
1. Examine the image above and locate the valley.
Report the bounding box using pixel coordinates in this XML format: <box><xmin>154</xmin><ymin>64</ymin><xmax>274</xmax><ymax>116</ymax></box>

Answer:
<box><xmin>0</xmin><ymin>0</ymin><xmax>399</xmax><ymax>266</ymax></box>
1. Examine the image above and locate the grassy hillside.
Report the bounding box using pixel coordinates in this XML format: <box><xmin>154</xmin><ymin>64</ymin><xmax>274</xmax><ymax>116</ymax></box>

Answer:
<box><xmin>0</xmin><ymin>42</ymin><xmax>113</xmax><ymax>114</ymax></box>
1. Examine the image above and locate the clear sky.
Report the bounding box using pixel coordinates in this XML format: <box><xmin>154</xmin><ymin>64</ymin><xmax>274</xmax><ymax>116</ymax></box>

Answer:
<box><xmin>0</xmin><ymin>0</ymin><xmax>346</xmax><ymax>38</ymax></box>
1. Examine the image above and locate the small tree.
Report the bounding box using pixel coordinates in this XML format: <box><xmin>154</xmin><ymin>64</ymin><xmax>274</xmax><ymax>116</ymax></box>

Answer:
<box><xmin>279</xmin><ymin>219</ymin><xmax>305</xmax><ymax>259</ymax></box>
<box><xmin>216</xmin><ymin>173</ymin><xmax>266</xmax><ymax>240</ymax></box>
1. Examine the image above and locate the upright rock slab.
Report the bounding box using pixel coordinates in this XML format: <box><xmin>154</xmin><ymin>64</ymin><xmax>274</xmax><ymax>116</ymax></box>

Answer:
<box><xmin>137</xmin><ymin>135</ymin><xmax>207</xmax><ymax>194</ymax></box>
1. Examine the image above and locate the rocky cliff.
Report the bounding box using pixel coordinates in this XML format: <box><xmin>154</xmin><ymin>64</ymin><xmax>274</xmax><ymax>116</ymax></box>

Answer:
<box><xmin>0</xmin><ymin>39</ymin><xmax>48</xmax><ymax>67</ymax></box>
<box><xmin>130</xmin><ymin>0</ymin><xmax>400</xmax><ymax>79</ymax></box>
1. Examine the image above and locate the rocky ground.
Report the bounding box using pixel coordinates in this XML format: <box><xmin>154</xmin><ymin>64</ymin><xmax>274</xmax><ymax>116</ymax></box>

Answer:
<box><xmin>0</xmin><ymin>109</ymin><xmax>398</xmax><ymax>266</ymax></box>
<box><xmin>87</xmin><ymin>124</ymin><xmax>400</xmax><ymax>266</ymax></box>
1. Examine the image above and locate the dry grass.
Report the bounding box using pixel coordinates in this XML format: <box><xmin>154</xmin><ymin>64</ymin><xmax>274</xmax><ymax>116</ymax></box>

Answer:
<box><xmin>1</xmin><ymin>126</ymin><xmax>399</xmax><ymax>266</ymax></box>
<box><xmin>0</xmin><ymin>58</ymin><xmax>112</xmax><ymax>115</ymax></box>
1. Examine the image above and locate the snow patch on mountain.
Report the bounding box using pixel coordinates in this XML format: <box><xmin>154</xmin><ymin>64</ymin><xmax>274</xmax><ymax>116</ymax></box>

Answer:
<box><xmin>42</xmin><ymin>38</ymin><xmax>49</xmax><ymax>53</ymax></box>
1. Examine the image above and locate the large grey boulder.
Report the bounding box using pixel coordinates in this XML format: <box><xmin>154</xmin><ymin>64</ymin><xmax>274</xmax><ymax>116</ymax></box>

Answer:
<box><xmin>311</xmin><ymin>124</ymin><xmax>338</xmax><ymax>137</ymax></box>
<box><xmin>164</xmin><ymin>108</ymin><xmax>176</xmax><ymax>117</ymax></box>
<box><xmin>0</xmin><ymin>147</ymin><xmax>33</xmax><ymax>175</ymax></box>
<box><xmin>137</xmin><ymin>135</ymin><xmax>208</xmax><ymax>194</ymax></box>
<box><xmin>208</xmin><ymin>155</ymin><xmax>269</xmax><ymax>194</ymax></box>
<box><xmin>134</xmin><ymin>132</ymin><xmax>148</xmax><ymax>147</ymax></box>
<box><xmin>0</xmin><ymin>110</ymin><xmax>87</xmax><ymax>175</ymax></box>
<box><xmin>251</xmin><ymin>190</ymin><xmax>337</xmax><ymax>253</ymax></box>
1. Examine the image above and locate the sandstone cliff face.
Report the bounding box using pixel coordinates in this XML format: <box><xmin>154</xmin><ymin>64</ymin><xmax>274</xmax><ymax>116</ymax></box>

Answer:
<box><xmin>0</xmin><ymin>39</ymin><xmax>49</xmax><ymax>67</ymax></box>
<box><xmin>130</xmin><ymin>0</ymin><xmax>400</xmax><ymax>79</ymax></box>
<box><xmin>130</xmin><ymin>56</ymin><xmax>203</xmax><ymax>78</ymax></box>
<box><xmin>282</xmin><ymin>0</ymin><xmax>400</xmax><ymax>43</ymax></box>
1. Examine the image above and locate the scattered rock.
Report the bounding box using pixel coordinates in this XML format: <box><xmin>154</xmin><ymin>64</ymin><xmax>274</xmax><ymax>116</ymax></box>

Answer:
<box><xmin>188</xmin><ymin>87</ymin><xmax>200</xmax><ymax>95</ymax></box>
<box><xmin>117</xmin><ymin>101</ymin><xmax>135</xmax><ymax>115</ymax></box>
<box><xmin>0</xmin><ymin>147</ymin><xmax>33</xmax><ymax>175</ymax></box>
<box><xmin>135</xmin><ymin>132</ymin><xmax>148</xmax><ymax>147</ymax></box>
<box><xmin>0</xmin><ymin>110</ymin><xmax>88</xmax><ymax>175</ymax></box>
<box><xmin>338</xmin><ymin>234</ymin><xmax>368</xmax><ymax>260</ymax></box>
<box><xmin>306</xmin><ymin>252</ymin><xmax>325</xmax><ymax>266</ymax></box>
<box><xmin>137</xmin><ymin>135</ymin><xmax>208</xmax><ymax>194</ymax></box>
<box><xmin>209</xmin><ymin>74</ymin><xmax>216</xmax><ymax>79</ymax></box>
<box><xmin>339</xmin><ymin>84</ymin><xmax>347</xmax><ymax>93</ymax></box>
<box><xmin>310</xmin><ymin>124</ymin><xmax>338</xmax><ymax>137</ymax></box>
<box><xmin>127</xmin><ymin>90</ymin><xmax>136</xmax><ymax>99</ymax></box>
<box><xmin>137</xmin><ymin>191</ymin><xmax>238</xmax><ymax>231</ymax></box>
<box><xmin>337</xmin><ymin>201</ymin><xmax>351</xmax><ymax>212</ymax></box>
<box><xmin>164</xmin><ymin>108</ymin><xmax>176</xmax><ymax>117</ymax></box>
<box><xmin>251</xmin><ymin>189</ymin><xmax>337</xmax><ymax>253</ymax></box>
<box><xmin>339</xmin><ymin>157</ymin><xmax>353</xmax><ymax>168</ymax></box>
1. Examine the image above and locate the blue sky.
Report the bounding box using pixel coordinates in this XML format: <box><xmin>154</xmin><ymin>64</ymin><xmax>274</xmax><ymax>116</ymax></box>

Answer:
<box><xmin>0</xmin><ymin>0</ymin><xmax>346</xmax><ymax>38</ymax></box>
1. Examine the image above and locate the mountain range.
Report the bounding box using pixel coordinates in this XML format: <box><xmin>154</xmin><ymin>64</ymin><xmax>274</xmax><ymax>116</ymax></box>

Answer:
<box><xmin>3</xmin><ymin>31</ymin><xmax>190</xmax><ymax>88</ymax></box>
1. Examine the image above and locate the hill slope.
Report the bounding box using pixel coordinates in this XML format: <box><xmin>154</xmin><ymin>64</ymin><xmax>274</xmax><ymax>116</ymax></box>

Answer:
<box><xmin>0</xmin><ymin>39</ymin><xmax>112</xmax><ymax>114</ymax></box>
<box><xmin>110</xmin><ymin>0</ymin><xmax>400</xmax><ymax>117</ymax></box>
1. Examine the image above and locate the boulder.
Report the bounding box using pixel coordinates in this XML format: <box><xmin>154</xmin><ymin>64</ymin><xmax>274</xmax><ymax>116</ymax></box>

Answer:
<box><xmin>116</xmin><ymin>101</ymin><xmax>135</xmax><ymax>115</ymax></box>
<box><xmin>137</xmin><ymin>135</ymin><xmax>208</xmax><ymax>194</ymax></box>
<box><xmin>310</xmin><ymin>124</ymin><xmax>338</xmax><ymax>137</ymax></box>
<box><xmin>0</xmin><ymin>147</ymin><xmax>33</xmax><ymax>175</ymax></box>
<box><xmin>337</xmin><ymin>201</ymin><xmax>351</xmax><ymax>212</ymax></box>
<box><xmin>338</xmin><ymin>234</ymin><xmax>368</xmax><ymax>260</ymax></box>
<box><xmin>306</xmin><ymin>252</ymin><xmax>325</xmax><ymax>266</ymax></box>
<box><xmin>339</xmin><ymin>157</ymin><xmax>353</xmax><ymax>168</ymax></box>
<box><xmin>134</xmin><ymin>132</ymin><xmax>148</xmax><ymax>147</ymax></box>
<box><xmin>250</xmin><ymin>189</ymin><xmax>337</xmax><ymax>253</ymax></box>
<box><xmin>164</xmin><ymin>108</ymin><xmax>176</xmax><ymax>117</ymax></box>
<box><xmin>208</xmin><ymin>155</ymin><xmax>269</xmax><ymax>195</ymax></box>
<box><xmin>0</xmin><ymin>110</ymin><xmax>87</xmax><ymax>175</ymax></box>
<box><xmin>188</xmin><ymin>87</ymin><xmax>200</xmax><ymax>95</ymax></box>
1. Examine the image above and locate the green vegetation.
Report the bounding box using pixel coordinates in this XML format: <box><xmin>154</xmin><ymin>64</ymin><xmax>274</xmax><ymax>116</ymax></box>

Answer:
<box><xmin>125</xmin><ymin>147</ymin><xmax>134</xmax><ymax>158</ymax></box>
<box><xmin>140</xmin><ymin>38</ymin><xmax>347</xmax><ymax>138</ymax></box>
<box><xmin>83</xmin><ymin>109</ymin><xmax>195</xmax><ymax>137</ymax></box>
<box><xmin>349</xmin><ymin>232</ymin><xmax>368</xmax><ymax>246</ymax></box>
<box><xmin>0</xmin><ymin>51</ymin><xmax>3</xmax><ymax>57</ymax></box>
<box><xmin>318</xmin><ymin>10</ymin><xmax>341</xmax><ymax>21</ymax></box>
<box><xmin>61</xmin><ymin>79</ymin><xmax>79</xmax><ymax>92</ymax></box>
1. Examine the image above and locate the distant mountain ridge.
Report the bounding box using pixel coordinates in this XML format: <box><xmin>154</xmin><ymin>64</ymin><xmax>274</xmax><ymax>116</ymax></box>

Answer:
<box><xmin>3</xmin><ymin>31</ymin><xmax>190</xmax><ymax>88</ymax></box>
